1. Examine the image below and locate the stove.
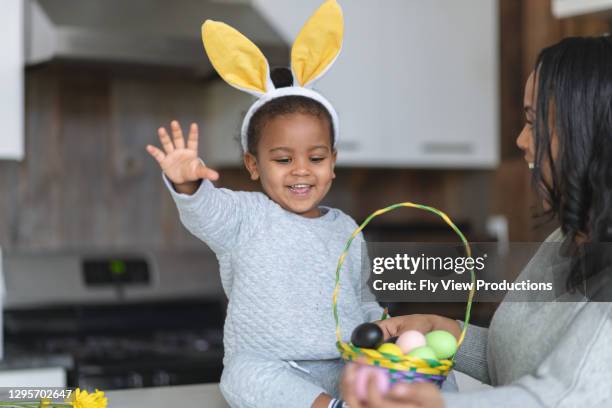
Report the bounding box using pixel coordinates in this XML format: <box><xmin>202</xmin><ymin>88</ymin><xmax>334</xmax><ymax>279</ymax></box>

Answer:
<box><xmin>1</xmin><ymin>250</ymin><xmax>226</xmax><ymax>390</ymax></box>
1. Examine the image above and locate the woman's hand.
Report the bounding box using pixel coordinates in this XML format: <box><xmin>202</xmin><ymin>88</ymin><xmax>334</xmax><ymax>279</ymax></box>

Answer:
<box><xmin>146</xmin><ymin>120</ymin><xmax>219</xmax><ymax>195</ymax></box>
<box><xmin>376</xmin><ymin>314</ymin><xmax>461</xmax><ymax>341</ymax></box>
<box><xmin>341</xmin><ymin>363</ymin><xmax>445</xmax><ymax>408</ymax></box>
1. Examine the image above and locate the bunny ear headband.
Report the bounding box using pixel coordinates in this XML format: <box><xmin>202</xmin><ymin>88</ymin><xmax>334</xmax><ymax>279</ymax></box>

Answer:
<box><xmin>201</xmin><ymin>0</ymin><xmax>343</xmax><ymax>153</ymax></box>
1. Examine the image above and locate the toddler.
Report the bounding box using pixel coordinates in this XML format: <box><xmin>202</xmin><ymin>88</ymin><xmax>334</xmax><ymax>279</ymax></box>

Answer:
<box><xmin>146</xmin><ymin>2</ymin><xmax>382</xmax><ymax>407</ymax></box>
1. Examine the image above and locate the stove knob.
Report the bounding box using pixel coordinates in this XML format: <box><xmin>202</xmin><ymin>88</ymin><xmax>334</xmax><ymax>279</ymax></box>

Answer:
<box><xmin>127</xmin><ymin>372</ymin><xmax>144</xmax><ymax>388</ymax></box>
<box><xmin>153</xmin><ymin>370</ymin><xmax>171</xmax><ymax>386</ymax></box>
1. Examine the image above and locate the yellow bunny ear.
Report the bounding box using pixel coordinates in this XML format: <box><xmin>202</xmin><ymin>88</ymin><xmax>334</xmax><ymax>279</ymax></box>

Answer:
<box><xmin>291</xmin><ymin>0</ymin><xmax>344</xmax><ymax>88</ymax></box>
<box><xmin>202</xmin><ymin>20</ymin><xmax>272</xmax><ymax>96</ymax></box>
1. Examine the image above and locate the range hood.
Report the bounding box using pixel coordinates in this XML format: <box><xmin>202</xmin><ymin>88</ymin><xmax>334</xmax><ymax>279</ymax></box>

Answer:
<box><xmin>24</xmin><ymin>0</ymin><xmax>288</xmax><ymax>74</ymax></box>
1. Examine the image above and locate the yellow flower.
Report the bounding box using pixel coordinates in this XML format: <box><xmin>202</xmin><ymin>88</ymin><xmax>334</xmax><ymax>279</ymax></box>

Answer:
<box><xmin>66</xmin><ymin>388</ymin><xmax>108</xmax><ymax>408</ymax></box>
<box><xmin>40</xmin><ymin>398</ymin><xmax>52</xmax><ymax>407</ymax></box>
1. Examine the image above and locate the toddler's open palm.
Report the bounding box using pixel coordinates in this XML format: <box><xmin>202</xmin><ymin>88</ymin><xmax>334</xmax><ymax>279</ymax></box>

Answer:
<box><xmin>146</xmin><ymin>121</ymin><xmax>219</xmax><ymax>185</ymax></box>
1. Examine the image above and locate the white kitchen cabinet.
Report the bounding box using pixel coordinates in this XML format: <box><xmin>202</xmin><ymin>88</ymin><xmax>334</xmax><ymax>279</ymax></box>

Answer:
<box><xmin>0</xmin><ymin>0</ymin><xmax>24</xmax><ymax>160</ymax></box>
<box><xmin>253</xmin><ymin>0</ymin><xmax>499</xmax><ymax>168</ymax></box>
<box><xmin>553</xmin><ymin>0</ymin><xmax>612</xmax><ymax>18</ymax></box>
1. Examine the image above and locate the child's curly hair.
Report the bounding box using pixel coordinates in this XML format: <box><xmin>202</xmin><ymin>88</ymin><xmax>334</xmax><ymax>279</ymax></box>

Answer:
<box><xmin>246</xmin><ymin>67</ymin><xmax>334</xmax><ymax>155</ymax></box>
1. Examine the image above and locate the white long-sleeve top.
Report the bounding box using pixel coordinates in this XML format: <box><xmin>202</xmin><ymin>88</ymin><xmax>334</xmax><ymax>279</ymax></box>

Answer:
<box><xmin>164</xmin><ymin>176</ymin><xmax>383</xmax><ymax>407</ymax></box>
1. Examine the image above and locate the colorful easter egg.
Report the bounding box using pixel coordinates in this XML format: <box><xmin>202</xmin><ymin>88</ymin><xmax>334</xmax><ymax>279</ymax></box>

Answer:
<box><xmin>407</xmin><ymin>346</ymin><xmax>437</xmax><ymax>361</ymax></box>
<box><xmin>425</xmin><ymin>330</ymin><xmax>458</xmax><ymax>359</ymax></box>
<box><xmin>354</xmin><ymin>365</ymin><xmax>390</xmax><ymax>401</ymax></box>
<box><xmin>396</xmin><ymin>330</ymin><xmax>427</xmax><ymax>354</ymax></box>
<box><xmin>351</xmin><ymin>323</ymin><xmax>384</xmax><ymax>349</ymax></box>
<box><xmin>377</xmin><ymin>342</ymin><xmax>403</xmax><ymax>357</ymax></box>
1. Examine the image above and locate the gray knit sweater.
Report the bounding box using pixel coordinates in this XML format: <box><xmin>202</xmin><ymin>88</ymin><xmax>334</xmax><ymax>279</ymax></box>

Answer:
<box><xmin>164</xmin><ymin>176</ymin><xmax>383</xmax><ymax>407</ymax></box>
<box><xmin>446</xmin><ymin>229</ymin><xmax>612</xmax><ymax>406</ymax></box>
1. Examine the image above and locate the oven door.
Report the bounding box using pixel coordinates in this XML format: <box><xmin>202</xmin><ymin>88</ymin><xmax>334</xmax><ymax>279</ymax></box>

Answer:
<box><xmin>74</xmin><ymin>353</ymin><xmax>224</xmax><ymax>390</ymax></box>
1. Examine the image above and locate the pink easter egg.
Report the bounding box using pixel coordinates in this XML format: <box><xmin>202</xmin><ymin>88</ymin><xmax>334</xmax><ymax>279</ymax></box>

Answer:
<box><xmin>354</xmin><ymin>365</ymin><xmax>390</xmax><ymax>401</ymax></box>
<box><xmin>396</xmin><ymin>330</ymin><xmax>427</xmax><ymax>354</ymax></box>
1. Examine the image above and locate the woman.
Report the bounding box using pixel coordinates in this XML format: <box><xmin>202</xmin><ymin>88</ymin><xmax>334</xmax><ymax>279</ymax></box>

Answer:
<box><xmin>341</xmin><ymin>35</ymin><xmax>612</xmax><ymax>407</ymax></box>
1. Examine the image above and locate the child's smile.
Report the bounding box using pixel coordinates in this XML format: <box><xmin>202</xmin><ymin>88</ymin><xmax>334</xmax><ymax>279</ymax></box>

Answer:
<box><xmin>244</xmin><ymin>112</ymin><xmax>337</xmax><ymax>218</ymax></box>
<box><xmin>288</xmin><ymin>183</ymin><xmax>312</xmax><ymax>196</ymax></box>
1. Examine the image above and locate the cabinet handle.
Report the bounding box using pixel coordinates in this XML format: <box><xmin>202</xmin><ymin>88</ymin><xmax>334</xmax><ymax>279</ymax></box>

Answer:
<box><xmin>153</xmin><ymin>370</ymin><xmax>171</xmax><ymax>386</ymax></box>
<box><xmin>337</xmin><ymin>140</ymin><xmax>360</xmax><ymax>151</ymax></box>
<box><xmin>421</xmin><ymin>142</ymin><xmax>474</xmax><ymax>154</ymax></box>
<box><xmin>127</xmin><ymin>372</ymin><xmax>144</xmax><ymax>388</ymax></box>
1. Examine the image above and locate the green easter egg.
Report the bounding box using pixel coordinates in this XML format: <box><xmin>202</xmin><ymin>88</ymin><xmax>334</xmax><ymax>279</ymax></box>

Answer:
<box><xmin>425</xmin><ymin>330</ymin><xmax>458</xmax><ymax>359</ymax></box>
<box><xmin>377</xmin><ymin>342</ymin><xmax>403</xmax><ymax>357</ymax></box>
<box><xmin>407</xmin><ymin>346</ymin><xmax>437</xmax><ymax>360</ymax></box>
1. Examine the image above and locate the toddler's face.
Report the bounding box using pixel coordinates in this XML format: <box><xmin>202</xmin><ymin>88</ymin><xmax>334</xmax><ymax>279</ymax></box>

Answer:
<box><xmin>244</xmin><ymin>113</ymin><xmax>336</xmax><ymax>218</ymax></box>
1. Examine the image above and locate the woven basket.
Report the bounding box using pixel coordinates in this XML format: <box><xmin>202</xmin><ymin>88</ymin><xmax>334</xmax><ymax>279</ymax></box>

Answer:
<box><xmin>332</xmin><ymin>202</ymin><xmax>476</xmax><ymax>386</ymax></box>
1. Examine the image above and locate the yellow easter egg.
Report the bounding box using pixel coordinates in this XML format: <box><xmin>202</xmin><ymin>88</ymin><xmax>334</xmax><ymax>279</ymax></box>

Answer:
<box><xmin>377</xmin><ymin>343</ymin><xmax>403</xmax><ymax>357</ymax></box>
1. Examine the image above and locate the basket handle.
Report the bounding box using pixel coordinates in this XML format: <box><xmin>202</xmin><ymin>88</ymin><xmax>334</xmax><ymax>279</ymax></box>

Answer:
<box><xmin>332</xmin><ymin>202</ymin><xmax>475</xmax><ymax>350</ymax></box>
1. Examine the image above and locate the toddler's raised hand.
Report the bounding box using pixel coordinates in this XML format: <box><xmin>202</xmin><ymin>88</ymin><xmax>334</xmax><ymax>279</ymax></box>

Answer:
<box><xmin>146</xmin><ymin>121</ymin><xmax>219</xmax><ymax>195</ymax></box>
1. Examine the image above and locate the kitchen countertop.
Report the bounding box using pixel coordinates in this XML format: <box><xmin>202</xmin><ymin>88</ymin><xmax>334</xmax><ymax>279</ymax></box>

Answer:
<box><xmin>106</xmin><ymin>384</ymin><xmax>229</xmax><ymax>407</ymax></box>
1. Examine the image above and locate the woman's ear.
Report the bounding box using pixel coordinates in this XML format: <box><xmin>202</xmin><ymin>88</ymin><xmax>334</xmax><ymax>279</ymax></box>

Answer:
<box><xmin>243</xmin><ymin>152</ymin><xmax>260</xmax><ymax>180</ymax></box>
<box><xmin>331</xmin><ymin>148</ymin><xmax>337</xmax><ymax>179</ymax></box>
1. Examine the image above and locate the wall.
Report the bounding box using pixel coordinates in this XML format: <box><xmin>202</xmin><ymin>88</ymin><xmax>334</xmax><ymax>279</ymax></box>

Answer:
<box><xmin>0</xmin><ymin>64</ymin><xmax>495</xmax><ymax>252</ymax></box>
<box><xmin>6</xmin><ymin>0</ymin><xmax>607</xmax><ymax>251</ymax></box>
<box><xmin>493</xmin><ymin>0</ymin><xmax>612</xmax><ymax>242</ymax></box>
<box><xmin>0</xmin><ymin>1</ymin><xmax>606</xmax><ymax>243</ymax></box>
<box><xmin>0</xmin><ymin>65</ymin><xmax>208</xmax><ymax>250</ymax></box>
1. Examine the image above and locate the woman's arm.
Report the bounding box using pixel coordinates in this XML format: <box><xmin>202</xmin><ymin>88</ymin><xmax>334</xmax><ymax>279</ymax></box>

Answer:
<box><xmin>349</xmin><ymin>302</ymin><xmax>612</xmax><ymax>407</ymax></box>
<box><xmin>447</xmin><ymin>299</ymin><xmax>612</xmax><ymax>407</ymax></box>
<box><xmin>452</xmin><ymin>322</ymin><xmax>491</xmax><ymax>385</ymax></box>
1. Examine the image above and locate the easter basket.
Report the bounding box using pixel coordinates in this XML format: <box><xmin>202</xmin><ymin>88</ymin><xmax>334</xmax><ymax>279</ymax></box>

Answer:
<box><xmin>332</xmin><ymin>203</ymin><xmax>476</xmax><ymax>386</ymax></box>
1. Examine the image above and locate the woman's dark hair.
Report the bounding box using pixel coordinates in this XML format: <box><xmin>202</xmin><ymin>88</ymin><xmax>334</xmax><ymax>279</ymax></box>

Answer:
<box><xmin>246</xmin><ymin>67</ymin><xmax>334</xmax><ymax>154</ymax></box>
<box><xmin>532</xmin><ymin>35</ymin><xmax>612</xmax><ymax>293</ymax></box>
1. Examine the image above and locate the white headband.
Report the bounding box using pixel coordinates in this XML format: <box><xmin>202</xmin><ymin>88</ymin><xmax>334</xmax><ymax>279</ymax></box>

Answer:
<box><xmin>240</xmin><ymin>86</ymin><xmax>340</xmax><ymax>153</ymax></box>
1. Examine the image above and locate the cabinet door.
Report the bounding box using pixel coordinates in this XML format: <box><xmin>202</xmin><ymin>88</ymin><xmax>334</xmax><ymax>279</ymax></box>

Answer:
<box><xmin>553</xmin><ymin>0</ymin><xmax>612</xmax><ymax>18</ymax></box>
<box><xmin>0</xmin><ymin>0</ymin><xmax>24</xmax><ymax>160</ymax></box>
<box><xmin>379</xmin><ymin>0</ymin><xmax>498</xmax><ymax>168</ymax></box>
<box><xmin>254</xmin><ymin>0</ymin><xmax>499</xmax><ymax>168</ymax></box>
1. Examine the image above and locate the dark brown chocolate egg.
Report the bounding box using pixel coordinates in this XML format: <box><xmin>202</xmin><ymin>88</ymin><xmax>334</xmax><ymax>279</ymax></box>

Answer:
<box><xmin>351</xmin><ymin>323</ymin><xmax>384</xmax><ymax>349</ymax></box>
